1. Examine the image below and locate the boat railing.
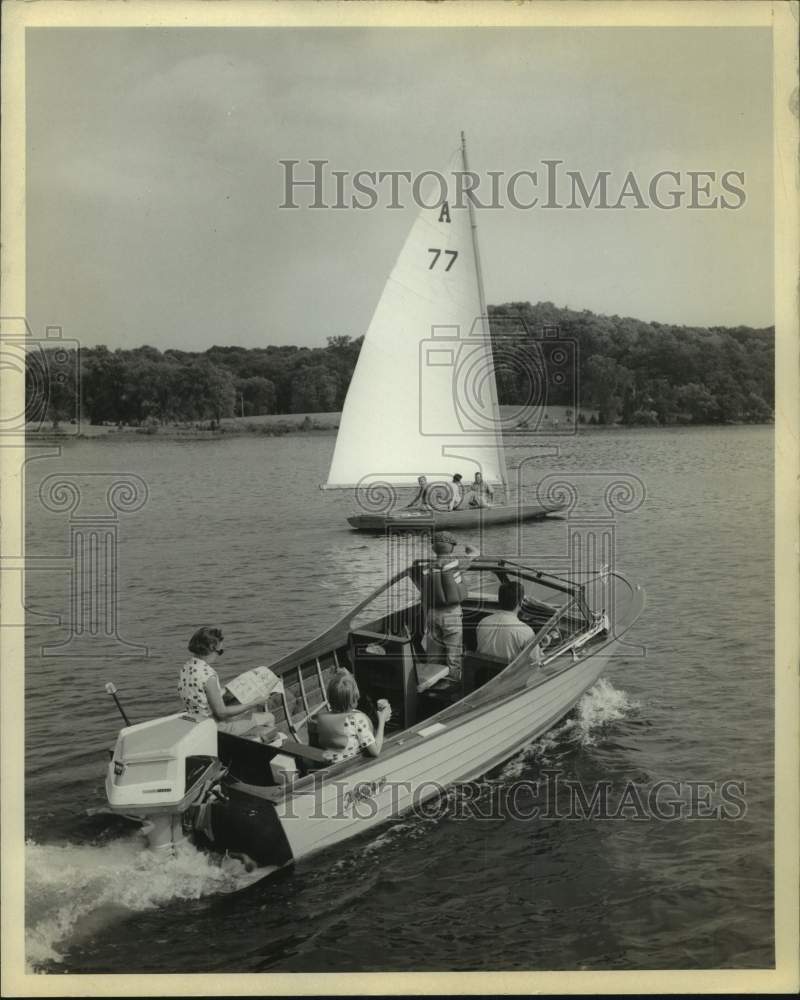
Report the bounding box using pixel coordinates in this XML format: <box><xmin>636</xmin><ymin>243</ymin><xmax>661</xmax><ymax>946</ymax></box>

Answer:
<box><xmin>271</xmin><ymin>653</ymin><xmax>341</xmax><ymax>743</ymax></box>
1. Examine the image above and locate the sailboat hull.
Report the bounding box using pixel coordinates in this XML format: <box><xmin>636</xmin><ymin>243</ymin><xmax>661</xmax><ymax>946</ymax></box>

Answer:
<box><xmin>347</xmin><ymin>502</ymin><xmax>566</xmax><ymax>532</ymax></box>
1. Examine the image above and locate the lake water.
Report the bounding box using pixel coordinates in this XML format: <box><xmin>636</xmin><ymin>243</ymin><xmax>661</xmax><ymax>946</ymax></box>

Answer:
<box><xmin>23</xmin><ymin>425</ymin><xmax>773</xmax><ymax>972</ymax></box>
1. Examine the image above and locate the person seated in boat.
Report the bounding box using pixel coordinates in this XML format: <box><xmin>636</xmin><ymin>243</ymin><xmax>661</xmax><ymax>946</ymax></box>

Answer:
<box><xmin>465</xmin><ymin>471</ymin><xmax>494</xmax><ymax>509</ymax></box>
<box><xmin>413</xmin><ymin>531</ymin><xmax>479</xmax><ymax>683</ymax></box>
<box><xmin>448</xmin><ymin>473</ymin><xmax>465</xmax><ymax>511</ymax></box>
<box><xmin>179</xmin><ymin>626</ymin><xmax>274</xmax><ymax>737</ymax></box>
<box><xmin>405</xmin><ymin>475</ymin><xmax>433</xmax><ymax>509</ymax></box>
<box><xmin>315</xmin><ymin>670</ymin><xmax>392</xmax><ymax>763</ymax></box>
<box><xmin>403</xmin><ymin>476</ymin><xmax>442</xmax><ymax>510</ymax></box>
<box><xmin>476</xmin><ymin>581</ymin><xmax>543</xmax><ymax>666</ymax></box>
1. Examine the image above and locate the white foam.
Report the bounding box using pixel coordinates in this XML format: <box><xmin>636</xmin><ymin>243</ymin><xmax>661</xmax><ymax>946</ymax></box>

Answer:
<box><xmin>25</xmin><ymin>835</ymin><xmax>270</xmax><ymax>970</ymax></box>
<box><xmin>499</xmin><ymin>677</ymin><xmax>640</xmax><ymax>777</ymax></box>
<box><xmin>573</xmin><ymin>676</ymin><xmax>640</xmax><ymax>745</ymax></box>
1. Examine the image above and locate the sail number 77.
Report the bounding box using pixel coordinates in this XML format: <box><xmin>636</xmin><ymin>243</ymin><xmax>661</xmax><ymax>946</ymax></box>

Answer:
<box><xmin>428</xmin><ymin>249</ymin><xmax>459</xmax><ymax>271</ymax></box>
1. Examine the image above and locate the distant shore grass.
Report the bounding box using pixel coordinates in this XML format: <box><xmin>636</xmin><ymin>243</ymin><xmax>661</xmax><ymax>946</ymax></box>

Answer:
<box><xmin>24</xmin><ymin>404</ymin><xmax>769</xmax><ymax>441</ymax></box>
<box><xmin>25</xmin><ymin>412</ymin><xmax>342</xmax><ymax>440</ymax></box>
<box><xmin>24</xmin><ymin>406</ymin><xmax>581</xmax><ymax>441</ymax></box>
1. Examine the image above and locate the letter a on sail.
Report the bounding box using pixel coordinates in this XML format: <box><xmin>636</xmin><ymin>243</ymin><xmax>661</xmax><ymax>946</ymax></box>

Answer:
<box><xmin>324</xmin><ymin>139</ymin><xmax>507</xmax><ymax>490</ymax></box>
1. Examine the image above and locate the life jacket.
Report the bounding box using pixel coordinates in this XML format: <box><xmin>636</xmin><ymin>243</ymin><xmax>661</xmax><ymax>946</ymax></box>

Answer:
<box><xmin>416</xmin><ymin>557</ymin><xmax>468</xmax><ymax>609</ymax></box>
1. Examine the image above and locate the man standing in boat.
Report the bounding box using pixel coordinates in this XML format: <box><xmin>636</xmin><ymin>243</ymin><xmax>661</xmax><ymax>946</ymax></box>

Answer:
<box><xmin>413</xmin><ymin>531</ymin><xmax>479</xmax><ymax>685</ymax></box>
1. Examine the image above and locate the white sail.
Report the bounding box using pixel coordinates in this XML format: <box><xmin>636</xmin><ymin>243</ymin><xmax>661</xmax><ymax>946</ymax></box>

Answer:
<box><xmin>324</xmin><ymin>141</ymin><xmax>507</xmax><ymax>491</ymax></box>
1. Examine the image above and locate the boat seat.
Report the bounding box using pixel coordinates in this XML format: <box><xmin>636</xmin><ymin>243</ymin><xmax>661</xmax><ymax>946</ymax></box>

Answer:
<box><xmin>218</xmin><ymin>731</ymin><xmax>330</xmax><ymax>784</ymax></box>
<box><xmin>462</xmin><ymin>649</ymin><xmax>509</xmax><ymax>694</ymax></box>
<box><xmin>217</xmin><ymin>731</ymin><xmax>281</xmax><ymax>785</ymax></box>
<box><xmin>415</xmin><ymin>663</ymin><xmax>450</xmax><ymax>693</ymax></box>
<box><xmin>349</xmin><ymin>628</ymin><xmax>418</xmax><ymax>730</ymax></box>
<box><xmin>420</xmin><ymin>676</ymin><xmax>462</xmax><ymax>699</ymax></box>
<box><xmin>415</xmin><ymin>675</ymin><xmax>463</xmax><ymax>720</ymax></box>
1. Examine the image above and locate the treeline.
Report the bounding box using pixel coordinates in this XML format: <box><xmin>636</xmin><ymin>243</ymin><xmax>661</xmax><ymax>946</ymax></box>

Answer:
<box><xmin>26</xmin><ymin>304</ymin><xmax>773</xmax><ymax>428</ymax></box>
<box><xmin>490</xmin><ymin>302</ymin><xmax>774</xmax><ymax>426</ymax></box>
<box><xmin>26</xmin><ymin>336</ymin><xmax>362</xmax><ymax>429</ymax></box>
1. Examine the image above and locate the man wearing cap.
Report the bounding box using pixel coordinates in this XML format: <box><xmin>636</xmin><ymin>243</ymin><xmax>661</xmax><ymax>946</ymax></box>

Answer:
<box><xmin>413</xmin><ymin>531</ymin><xmax>479</xmax><ymax>683</ymax></box>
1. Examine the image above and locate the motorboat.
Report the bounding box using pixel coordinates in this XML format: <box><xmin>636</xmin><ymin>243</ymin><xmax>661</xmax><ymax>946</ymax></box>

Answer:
<box><xmin>105</xmin><ymin>557</ymin><xmax>643</xmax><ymax>868</ymax></box>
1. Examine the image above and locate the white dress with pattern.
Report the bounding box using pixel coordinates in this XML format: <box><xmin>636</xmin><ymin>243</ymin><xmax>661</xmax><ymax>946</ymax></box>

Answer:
<box><xmin>178</xmin><ymin>657</ymin><xmax>217</xmax><ymax>718</ymax></box>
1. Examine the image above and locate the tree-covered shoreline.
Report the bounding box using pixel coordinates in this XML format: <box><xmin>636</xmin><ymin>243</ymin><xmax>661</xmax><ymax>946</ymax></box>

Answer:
<box><xmin>26</xmin><ymin>302</ymin><xmax>773</xmax><ymax>430</ymax></box>
<box><xmin>491</xmin><ymin>302</ymin><xmax>773</xmax><ymax>426</ymax></box>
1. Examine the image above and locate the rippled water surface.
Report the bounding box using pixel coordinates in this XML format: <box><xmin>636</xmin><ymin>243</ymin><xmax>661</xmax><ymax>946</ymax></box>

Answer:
<box><xmin>23</xmin><ymin>425</ymin><xmax>773</xmax><ymax>972</ymax></box>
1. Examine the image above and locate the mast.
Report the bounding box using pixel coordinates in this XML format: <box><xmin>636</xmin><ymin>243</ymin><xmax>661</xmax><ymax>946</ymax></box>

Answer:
<box><xmin>460</xmin><ymin>131</ymin><xmax>507</xmax><ymax>486</ymax></box>
<box><xmin>461</xmin><ymin>131</ymin><xmax>489</xmax><ymax>329</ymax></box>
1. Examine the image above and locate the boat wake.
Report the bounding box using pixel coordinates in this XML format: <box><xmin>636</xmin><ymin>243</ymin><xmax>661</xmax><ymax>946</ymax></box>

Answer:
<box><xmin>567</xmin><ymin>676</ymin><xmax>641</xmax><ymax>745</ymax></box>
<box><xmin>499</xmin><ymin>677</ymin><xmax>640</xmax><ymax>779</ymax></box>
<box><xmin>25</xmin><ymin>834</ymin><xmax>271</xmax><ymax>970</ymax></box>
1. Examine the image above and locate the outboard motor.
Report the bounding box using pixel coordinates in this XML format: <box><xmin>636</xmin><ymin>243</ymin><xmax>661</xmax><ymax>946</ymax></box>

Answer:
<box><xmin>106</xmin><ymin>713</ymin><xmax>223</xmax><ymax>851</ymax></box>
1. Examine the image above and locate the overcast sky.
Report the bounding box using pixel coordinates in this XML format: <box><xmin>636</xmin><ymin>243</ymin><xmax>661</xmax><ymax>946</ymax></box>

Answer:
<box><xmin>27</xmin><ymin>27</ymin><xmax>773</xmax><ymax>351</ymax></box>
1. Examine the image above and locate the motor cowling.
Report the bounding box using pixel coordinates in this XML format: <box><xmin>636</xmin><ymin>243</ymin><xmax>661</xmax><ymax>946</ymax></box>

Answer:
<box><xmin>106</xmin><ymin>713</ymin><xmax>221</xmax><ymax>849</ymax></box>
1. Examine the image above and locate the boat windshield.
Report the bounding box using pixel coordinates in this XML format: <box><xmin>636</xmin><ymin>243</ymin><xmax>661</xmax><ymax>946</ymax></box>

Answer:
<box><xmin>347</xmin><ymin>563</ymin><xmax>581</xmax><ymax>638</ymax></box>
<box><xmin>460</xmin><ymin>568</ymin><xmax>574</xmax><ymax>610</ymax></box>
<box><xmin>349</xmin><ymin>574</ymin><xmax>422</xmax><ymax>636</ymax></box>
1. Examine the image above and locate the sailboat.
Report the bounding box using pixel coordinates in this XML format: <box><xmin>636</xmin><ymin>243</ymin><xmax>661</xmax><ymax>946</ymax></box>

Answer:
<box><xmin>324</xmin><ymin>134</ymin><xmax>566</xmax><ymax>531</ymax></box>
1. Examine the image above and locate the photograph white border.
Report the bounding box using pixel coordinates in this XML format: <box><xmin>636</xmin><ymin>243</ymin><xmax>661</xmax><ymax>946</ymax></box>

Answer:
<box><xmin>2</xmin><ymin>1</ymin><xmax>797</xmax><ymax>995</ymax></box>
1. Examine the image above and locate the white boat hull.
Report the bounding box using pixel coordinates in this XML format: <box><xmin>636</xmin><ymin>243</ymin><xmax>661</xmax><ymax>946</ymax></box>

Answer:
<box><xmin>107</xmin><ymin>561</ymin><xmax>644</xmax><ymax>871</ymax></box>
<box><xmin>201</xmin><ymin>631</ymin><xmax>632</xmax><ymax>869</ymax></box>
